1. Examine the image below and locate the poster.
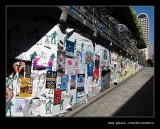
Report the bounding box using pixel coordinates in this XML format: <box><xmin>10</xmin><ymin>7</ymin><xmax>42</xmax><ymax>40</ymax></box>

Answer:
<box><xmin>77</xmin><ymin>74</ymin><xmax>85</xmax><ymax>92</ymax></box>
<box><xmin>101</xmin><ymin>70</ymin><xmax>110</xmax><ymax>87</ymax></box>
<box><xmin>65</xmin><ymin>58</ymin><xmax>74</xmax><ymax>75</ymax></box>
<box><xmin>31</xmin><ymin>70</ymin><xmax>47</xmax><ymax>98</ymax></box>
<box><xmin>103</xmin><ymin>49</ymin><xmax>108</xmax><ymax>60</ymax></box>
<box><xmin>95</xmin><ymin>54</ymin><xmax>100</xmax><ymax>67</ymax></box>
<box><xmin>61</xmin><ymin>75</ymin><xmax>68</xmax><ymax>91</ymax></box>
<box><xmin>46</xmin><ymin>71</ymin><xmax>57</xmax><ymax>89</ymax></box>
<box><xmin>15</xmin><ymin>99</ymin><xmax>25</xmax><ymax>112</ymax></box>
<box><xmin>19</xmin><ymin>78</ymin><xmax>32</xmax><ymax>98</ymax></box>
<box><xmin>92</xmin><ymin>67</ymin><xmax>99</xmax><ymax>84</ymax></box>
<box><xmin>76</xmin><ymin>50</ymin><xmax>82</xmax><ymax>64</ymax></box>
<box><xmin>70</xmin><ymin>75</ymin><xmax>76</xmax><ymax>90</ymax></box>
<box><xmin>66</xmin><ymin>40</ymin><xmax>75</xmax><ymax>53</ymax></box>
<box><xmin>74</xmin><ymin>58</ymin><xmax>79</xmax><ymax>69</ymax></box>
<box><xmin>99</xmin><ymin>48</ymin><xmax>110</xmax><ymax>69</ymax></box>
<box><xmin>33</xmin><ymin>50</ymin><xmax>55</xmax><ymax>70</ymax></box>
<box><xmin>57</xmin><ymin>51</ymin><xmax>66</xmax><ymax>76</ymax></box>
<box><xmin>54</xmin><ymin>90</ymin><xmax>62</xmax><ymax>105</ymax></box>
<box><xmin>111</xmin><ymin>51</ymin><xmax>117</xmax><ymax>65</ymax></box>
<box><xmin>85</xmin><ymin>51</ymin><xmax>94</xmax><ymax>65</ymax></box>
<box><xmin>79</xmin><ymin>64</ymin><xmax>87</xmax><ymax>74</ymax></box>
<box><xmin>87</xmin><ymin>64</ymin><xmax>93</xmax><ymax>76</ymax></box>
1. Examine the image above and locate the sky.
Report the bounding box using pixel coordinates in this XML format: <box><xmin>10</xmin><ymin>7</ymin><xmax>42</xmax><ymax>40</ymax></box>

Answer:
<box><xmin>132</xmin><ymin>6</ymin><xmax>154</xmax><ymax>45</ymax></box>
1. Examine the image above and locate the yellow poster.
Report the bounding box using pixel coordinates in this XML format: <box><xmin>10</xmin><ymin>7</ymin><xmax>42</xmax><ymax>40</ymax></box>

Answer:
<box><xmin>19</xmin><ymin>78</ymin><xmax>32</xmax><ymax>98</ymax></box>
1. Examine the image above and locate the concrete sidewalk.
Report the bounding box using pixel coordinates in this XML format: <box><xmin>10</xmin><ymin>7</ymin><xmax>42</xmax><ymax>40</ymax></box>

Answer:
<box><xmin>64</xmin><ymin>67</ymin><xmax>154</xmax><ymax>117</ymax></box>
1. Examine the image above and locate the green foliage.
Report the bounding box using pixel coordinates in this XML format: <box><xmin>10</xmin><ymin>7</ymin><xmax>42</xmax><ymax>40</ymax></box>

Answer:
<box><xmin>130</xmin><ymin>6</ymin><xmax>147</xmax><ymax>46</ymax></box>
<box><xmin>129</xmin><ymin>6</ymin><xmax>144</xmax><ymax>40</ymax></box>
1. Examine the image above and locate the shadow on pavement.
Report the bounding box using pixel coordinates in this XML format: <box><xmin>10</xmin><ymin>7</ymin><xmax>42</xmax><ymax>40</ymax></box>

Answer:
<box><xmin>112</xmin><ymin>76</ymin><xmax>154</xmax><ymax>117</ymax></box>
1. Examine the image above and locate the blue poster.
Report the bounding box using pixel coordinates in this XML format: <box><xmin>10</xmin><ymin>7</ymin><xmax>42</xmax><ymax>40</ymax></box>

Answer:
<box><xmin>61</xmin><ymin>75</ymin><xmax>68</xmax><ymax>91</ymax></box>
<box><xmin>70</xmin><ymin>75</ymin><xmax>76</xmax><ymax>89</ymax></box>
<box><xmin>66</xmin><ymin>40</ymin><xmax>75</xmax><ymax>53</ymax></box>
<box><xmin>87</xmin><ymin>64</ymin><xmax>93</xmax><ymax>76</ymax></box>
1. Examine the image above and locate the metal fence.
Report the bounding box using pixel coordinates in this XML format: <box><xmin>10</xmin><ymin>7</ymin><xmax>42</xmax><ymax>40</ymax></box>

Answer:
<box><xmin>66</xmin><ymin>6</ymin><xmax>145</xmax><ymax>64</ymax></box>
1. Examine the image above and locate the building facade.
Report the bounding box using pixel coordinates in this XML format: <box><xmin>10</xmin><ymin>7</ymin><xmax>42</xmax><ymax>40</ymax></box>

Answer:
<box><xmin>138</xmin><ymin>13</ymin><xmax>150</xmax><ymax>60</ymax></box>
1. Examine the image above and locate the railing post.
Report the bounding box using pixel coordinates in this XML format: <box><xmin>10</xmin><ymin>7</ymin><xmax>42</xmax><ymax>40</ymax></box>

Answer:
<box><xmin>59</xmin><ymin>11</ymin><xmax>68</xmax><ymax>24</ymax></box>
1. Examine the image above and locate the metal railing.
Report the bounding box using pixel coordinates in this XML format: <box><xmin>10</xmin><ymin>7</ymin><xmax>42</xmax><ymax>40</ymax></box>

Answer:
<box><xmin>66</xmin><ymin>6</ymin><xmax>145</xmax><ymax>64</ymax></box>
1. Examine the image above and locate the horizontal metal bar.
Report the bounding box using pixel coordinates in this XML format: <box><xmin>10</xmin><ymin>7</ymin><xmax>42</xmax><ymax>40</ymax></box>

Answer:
<box><xmin>62</xmin><ymin>6</ymin><xmax>145</xmax><ymax>63</ymax></box>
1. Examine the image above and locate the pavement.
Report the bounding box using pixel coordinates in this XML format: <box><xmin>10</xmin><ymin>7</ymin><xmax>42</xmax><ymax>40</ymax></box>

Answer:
<box><xmin>64</xmin><ymin>67</ymin><xmax>154</xmax><ymax>117</ymax></box>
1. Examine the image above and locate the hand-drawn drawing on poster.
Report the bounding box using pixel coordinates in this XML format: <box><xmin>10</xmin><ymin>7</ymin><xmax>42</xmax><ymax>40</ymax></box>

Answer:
<box><xmin>87</xmin><ymin>64</ymin><xmax>93</xmax><ymax>76</ymax></box>
<box><xmin>45</xmin><ymin>99</ymin><xmax>54</xmax><ymax>114</ymax></box>
<box><xmin>66</xmin><ymin>40</ymin><xmax>75</xmax><ymax>53</ymax></box>
<box><xmin>19</xmin><ymin>78</ymin><xmax>32</xmax><ymax>98</ymax></box>
<box><xmin>44</xmin><ymin>35</ymin><xmax>51</xmax><ymax>48</ymax></box>
<box><xmin>61</xmin><ymin>75</ymin><xmax>68</xmax><ymax>91</ymax></box>
<box><xmin>57</xmin><ymin>51</ymin><xmax>65</xmax><ymax>76</ymax></box>
<box><xmin>15</xmin><ymin>99</ymin><xmax>25</xmax><ymax>112</ymax></box>
<box><xmin>33</xmin><ymin>52</ymin><xmax>55</xmax><ymax>70</ymax></box>
<box><xmin>77</xmin><ymin>74</ymin><xmax>85</xmax><ymax>92</ymax></box>
<box><xmin>85</xmin><ymin>51</ymin><xmax>94</xmax><ymax>65</ymax></box>
<box><xmin>50</xmin><ymin>31</ymin><xmax>58</xmax><ymax>44</ymax></box>
<box><xmin>54</xmin><ymin>90</ymin><xmax>62</xmax><ymax>105</ymax></box>
<box><xmin>31</xmin><ymin>70</ymin><xmax>47</xmax><ymax>99</ymax></box>
<box><xmin>23</xmin><ymin>99</ymin><xmax>46</xmax><ymax>116</ymax></box>
<box><xmin>70</xmin><ymin>75</ymin><xmax>76</xmax><ymax>90</ymax></box>
<box><xmin>46</xmin><ymin>71</ymin><xmax>57</xmax><ymax>89</ymax></box>
<box><xmin>6</xmin><ymin>87</ymin><xmax>14</xmax><ymax>107</ymax></box>
<box><xmin>6</xmin><ymin>101</ymin><xmax>14</xmax><ymax>116</ymax></box>
<box><xmin>65</xmin><ymin>58</ymin><xmax>74</xmax><ymax>75</ymax></box>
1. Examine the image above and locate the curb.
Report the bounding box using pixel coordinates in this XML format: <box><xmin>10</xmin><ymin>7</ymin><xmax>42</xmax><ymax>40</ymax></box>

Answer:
<box><xmin>64</xmin><ymin>67</ymin><xmax>145</xmax><ymax>117</ymax></box>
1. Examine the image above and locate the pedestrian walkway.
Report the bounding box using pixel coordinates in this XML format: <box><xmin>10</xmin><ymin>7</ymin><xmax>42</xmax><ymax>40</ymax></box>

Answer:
<box><xmin>65</xmin><ymin>67</ymin><xmax>154</xmax><ymax>117</ymax></box>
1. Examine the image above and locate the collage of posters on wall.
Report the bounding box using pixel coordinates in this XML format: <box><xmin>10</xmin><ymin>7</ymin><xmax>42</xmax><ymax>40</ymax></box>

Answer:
<box><xmin>6</xmin><ymin>23</ymin><xmax>143</xmax><ymax>117</ymax></box>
